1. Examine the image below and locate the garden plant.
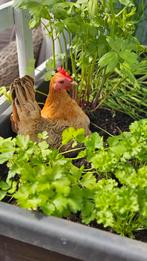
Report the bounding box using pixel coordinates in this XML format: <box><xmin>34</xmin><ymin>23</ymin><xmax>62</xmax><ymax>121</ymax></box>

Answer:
<box><xmin>15</xmin><ymin>0</ymin><xmax>147</xmax><ymax>118</ymax></box>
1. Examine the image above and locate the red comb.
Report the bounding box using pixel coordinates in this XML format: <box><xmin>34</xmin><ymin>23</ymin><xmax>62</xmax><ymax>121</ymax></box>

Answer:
<box><xmin>57</xmin><ymin>67</ymin><xmax>73</xmax><ymax>80</ymax></box>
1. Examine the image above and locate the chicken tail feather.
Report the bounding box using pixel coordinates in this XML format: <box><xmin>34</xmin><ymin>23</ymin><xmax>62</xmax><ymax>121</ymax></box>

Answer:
<box><xmin>10</xmin><ymin>76</ymin><xmax>41</xmax><ymax>134</ymax></box>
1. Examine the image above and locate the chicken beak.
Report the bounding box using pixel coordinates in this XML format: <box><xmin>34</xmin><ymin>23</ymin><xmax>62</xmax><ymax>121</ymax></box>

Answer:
<box><xmin>62</xmin><ymin>79</ymin><xmax>78</xmax><ymax>90</ymax></box>
<box><xmin>71</xmin><ymin>81</ymin><xmax>78</xmax><ymax>87</ymax></box>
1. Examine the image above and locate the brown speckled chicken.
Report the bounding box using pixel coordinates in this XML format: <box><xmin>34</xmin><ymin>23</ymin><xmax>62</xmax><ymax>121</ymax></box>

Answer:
<box><xmin>10</xmin><ymin>75</ymin><xmax>69</xmax><ymax>149</ymax></box>
<box><xmin>41</xmin><ymin>68</ymin><xmax>91</xmax><ymax>135</ymax></box>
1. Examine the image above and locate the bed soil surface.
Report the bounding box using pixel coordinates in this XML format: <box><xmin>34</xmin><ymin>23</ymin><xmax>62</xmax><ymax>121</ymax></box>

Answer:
<box><xmin>88</xmin><ymin>108</ymin><xmax>134</xmax><ymax>138</ymax></box>
<box><xmin>1</xmin><ymin>107</ymin><xmax>147</xmax><ymax>243</ymax></box>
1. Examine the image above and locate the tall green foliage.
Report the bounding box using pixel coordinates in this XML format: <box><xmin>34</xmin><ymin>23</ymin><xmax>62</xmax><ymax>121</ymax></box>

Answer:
<box><xmin>15</xmin><ymin>0</ymin><xmax>147</xmax><ymax>118</ymax></box>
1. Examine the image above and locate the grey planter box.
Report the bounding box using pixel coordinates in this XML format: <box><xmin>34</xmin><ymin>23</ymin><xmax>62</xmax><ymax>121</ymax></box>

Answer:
<box><xmin>0</xmin><ymin>202</ymin><xmax>147</xmax><ymax>261</ymax></box>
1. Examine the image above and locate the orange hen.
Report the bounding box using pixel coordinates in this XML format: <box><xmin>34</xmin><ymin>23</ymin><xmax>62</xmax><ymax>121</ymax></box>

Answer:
<box><xmin>41</xmin><ymin>68</ymin><xmax>91</xmax><ymax>135</ymax></box>
<box><xmin>10</xmin><ymin>75</ymin><xmax>70</xmax><ymax>149</ymax></box>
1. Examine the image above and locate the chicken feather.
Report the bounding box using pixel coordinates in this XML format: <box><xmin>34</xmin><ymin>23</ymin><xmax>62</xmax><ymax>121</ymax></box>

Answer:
<box><xmin>41</xmin><ymin>70</ymin><xmax>91</xmax><ymax>135</ymax></box>
<box><xmin>10</xmin><ymin>75</ymin><xmax>70</xmax><ymax>149</ymax></box>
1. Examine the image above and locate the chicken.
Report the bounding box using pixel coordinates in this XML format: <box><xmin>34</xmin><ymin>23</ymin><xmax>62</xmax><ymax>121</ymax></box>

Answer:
<box><xmin>10</xmin><ymin>75</ymin><xmax>70</xmax><ymax>149</ymax></box>
<box><xmin>41</xmin><ymin>68</ymin><xmax>91</xmax><ymax>135</ymax></box>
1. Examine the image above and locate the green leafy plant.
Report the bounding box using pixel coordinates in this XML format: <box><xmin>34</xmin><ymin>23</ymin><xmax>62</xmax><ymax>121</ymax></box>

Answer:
<box><xmin>0</xmin><ymin>86</ymin><xmax>12</xmax><ymax>103</ymax></box>
<box><xmin>15</xmin><ymin>0</ymin><xmax>147</xmax><ymax>118</ymax></box>
<box><xmin>0</xmin><ymin>119</ymin><xmax>147</xmax><ymax>237</ymax></box>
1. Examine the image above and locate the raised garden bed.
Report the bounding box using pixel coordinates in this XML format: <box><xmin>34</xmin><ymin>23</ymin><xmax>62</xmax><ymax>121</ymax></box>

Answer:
<box><xmin>0</xmin><ymin>79</ymin><xmax>147</xmax><ymax>260</ymax></box>
<box><xmin>0</xmin><ymin>202</ymin><xmax>147</xmax><ymax>261</ymax></box>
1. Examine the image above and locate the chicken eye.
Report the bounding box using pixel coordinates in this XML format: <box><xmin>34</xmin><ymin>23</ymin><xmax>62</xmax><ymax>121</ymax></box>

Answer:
<box><xmin>59</xmin><ymin>80</ymin><xmax>64</xmax><ymax>84</ymax></box>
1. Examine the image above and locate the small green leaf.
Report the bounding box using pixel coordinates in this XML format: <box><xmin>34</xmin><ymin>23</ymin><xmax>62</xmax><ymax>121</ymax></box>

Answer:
<box><xmin>16</xmin><ymin>135</ymin><xmax>30</xmax><ymax>149</ymax></box>
<box><xmin>85</xmin><ymin>132</ymin><xmax>103</xmax><ymax>149</ymax></box>
<box><xmin>88</xmin><ymin>0</ymin><xmax>98</xmax><ymax>17</ymax></box>
<box><xmin>99</xmin><ymin>51</ymin><xmax>119</xmax><ymax>73</ymax></box>
<box><xmin>53</xmin><ymin>197</ymin><xmax>68</xmax><ymax>213</ymax></box>
<box><xmin>0</xmin><ymin>87</ymin><xmax>12</xmax><ymax>103</ymax></box>
<box><xmin>44</xmin><ymin>71</ymin><xmax>55</xmax><ymax>81</ymax></box>
<box><xmin>119</xmin><ymin>0</ymin><xmax>134</xmax><ymax>7</ymax></box>
<box><xmin>0</xmin><ymin>191</ymin><xmax>7</xmax><ymax>200</ymax></box>
<box><xmin>0</xmin><ymin>181</ymin><xmax>9</xmax><ymax>191</ymax></box>
<box><xmin>81</xmin><ymin>201</ymin><xmax>95</xmax><ymax>224</ymax></box>
<box><xmin>29</xmin><ymin>17</ymin><xmax>40</xmax><ymax>28</ymax></box>
<box><xmin>37</xmin><ymin>131</ymin><xmax>48</xmax><ymax>140</ymax></box>
<box><xmin>81</xmin><ymin>172</ymin><xmax>96</xmax><ymax>189</ymax></box>
<box><xmin>62</xmin><ymin>127</ymin><xmax>85</xmax><ymax>145</ymax></box>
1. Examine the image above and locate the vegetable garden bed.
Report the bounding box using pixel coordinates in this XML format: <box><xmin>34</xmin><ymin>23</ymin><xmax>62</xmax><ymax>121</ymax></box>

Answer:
<box><xmin>0</xmin><ymin>201</ymin><xmax>147</xmax><ymax>261</ymax></box>
<box><xmin>0</xmin><ymin>80</ymin><xmax>147</xmax><ymax>261</ymax></box>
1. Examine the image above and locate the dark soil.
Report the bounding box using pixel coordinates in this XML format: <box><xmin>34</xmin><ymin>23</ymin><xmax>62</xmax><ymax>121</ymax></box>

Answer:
<box><xmin>135</xmin><ymin>230</ymin><xmax>147</xmax><ymax>242</ymax></box>
<box><xmin>67</xmin><ymin>212</ymin><xmax>147</xmax><ymax>243</ymax></box>
<box><xmin>88</xmin><ymin>108</ymin><xmax>134</xmax><ymax>139</ymax></box>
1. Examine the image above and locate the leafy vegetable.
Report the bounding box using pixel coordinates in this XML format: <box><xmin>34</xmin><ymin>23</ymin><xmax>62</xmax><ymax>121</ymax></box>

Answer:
<box><xmin>0</xmin><ymin>119</ymin><xmax>147</xmax><ymax>237</ymax></box>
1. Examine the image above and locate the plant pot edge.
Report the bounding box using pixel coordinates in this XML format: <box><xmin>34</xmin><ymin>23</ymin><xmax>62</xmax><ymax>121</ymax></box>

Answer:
<box><xmin>0</xmin><ymin>202</ymin><xmax>147</xmax><ymax>261</ymax></box>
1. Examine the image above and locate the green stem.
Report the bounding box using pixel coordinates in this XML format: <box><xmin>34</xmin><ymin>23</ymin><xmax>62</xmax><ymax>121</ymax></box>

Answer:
<box><xmin>82</xmin><ymin>168</ymin><xmax>95</xmax><ymax>172</ymax></box>
<box><xmin>61</xmin><ymin>146</ymin><xmax>85</xmax><ymax>156</ymax></box>
<box><xmin>62</xmin><ymin>30</ymin><xmax>68</xmax><ymax>70</ymax></box>
<box><xmin>68</xmin><ymin>32</ymin><xmax>76</xmax><ymax>76</ymax></box>
<box><xmin>38</xmin><ymin>102</ymin><xmax>45</xmax><ymax>106</ymax></box>
<box><xmin>125</xmin><ymin>95</ymin><xmax>147</xmax><ymax>107</ymax></box>
<box><xmin>93</xmin><ymin>76</ymin><xmax>126</xmax><ymax>111</ymax></box>
<box><xmin>91</xmin><ymin>122</ymin><xmax>113</xmax><ymax>137</ymax></box>
<box><xmin>138</xmin><ymin>74</ymin><xmax>147</xmax><ymax>82</ymax></box>
<box><xmin>41</xmin><ymin>21</ymin><xmax>56</xmax><ymax>69</ymax></box>
<box><xmin>57</xmin><ymin>34</ymin><xmax>64</xmax><ymax>65</ymax></box>
<box><xmin>112</xmin><ymin>96</ymin><xmax>142</xmax><ymax>118</ymax></box>
<box><xmin>36</xmin><ymin>90</ymin><xmax>47</xmax><ymax>97</ymax></box>
<box><xmin>92</xmin><ymin>69</ymin><xmax>107</xmax><ymax>109</ymax></box>
<box><xmin>87</xmin><ymin>58</ymin><xmax>97</xmax><ymax>102</ymax></box>
<box><xmin>50</xmin><ymin>23</ymin><xmax>56</xmax><ymax>69</ymax></box>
